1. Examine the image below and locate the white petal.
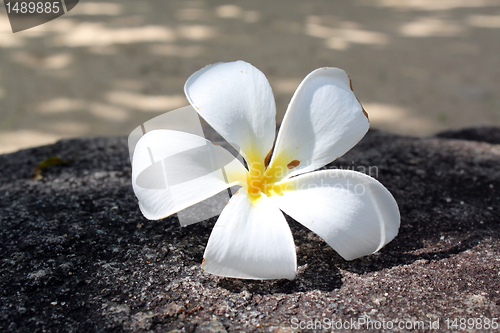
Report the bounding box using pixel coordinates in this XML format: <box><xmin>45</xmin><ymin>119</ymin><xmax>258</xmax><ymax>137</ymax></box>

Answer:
<box><xmin>272</xmin><ymin>170</ymin><xmax>400</xmax><ymax>260</ymax></box>
<box><xmin>184</xmin><ymin>61</ymin><xmax>276</xmax><ymax>165</ymax></box>
<box><xmin>268</xmin><ymin>68</ymin><xmax>369</xmax><ymax>179</ymax></box>
<box><xmin>202</xmin><ymin>188</ymin><xmax>297</xmax><ymax>279</ymax></box>
<box><xmin>132</xmin><ymin>129</ymin><xmax>247</xmax><ymax>220</ymax></box>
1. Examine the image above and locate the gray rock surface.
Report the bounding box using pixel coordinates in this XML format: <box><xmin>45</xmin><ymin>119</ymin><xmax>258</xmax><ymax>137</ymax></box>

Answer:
<box><xmin>1</xmin><ymin>128</ymin><xmax>499</xmax><ymax>332</ymax></box>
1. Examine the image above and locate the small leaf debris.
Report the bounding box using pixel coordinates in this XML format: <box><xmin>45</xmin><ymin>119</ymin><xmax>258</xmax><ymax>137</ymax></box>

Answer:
<box><xmin>31</xmin><ymin>156</ymin><xmax>69</xmax><ymax>180</ymax></box>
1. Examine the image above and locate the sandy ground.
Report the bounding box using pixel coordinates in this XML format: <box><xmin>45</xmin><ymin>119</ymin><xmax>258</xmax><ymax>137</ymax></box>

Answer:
<box><xmin>1</xmin><ymin>0</ymin><xmax>500</xmax><ymax>154</ymax></box>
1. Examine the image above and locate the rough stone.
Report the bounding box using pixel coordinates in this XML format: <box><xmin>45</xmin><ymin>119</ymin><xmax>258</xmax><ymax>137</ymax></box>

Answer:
<box><xmin>1</xmin><ymin>128</ymin><xmax>499</xmax><ymax>332</ymax></box>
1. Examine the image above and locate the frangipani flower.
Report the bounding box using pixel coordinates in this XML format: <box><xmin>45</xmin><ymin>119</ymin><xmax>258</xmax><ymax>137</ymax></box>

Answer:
<box><xmin>132</xmin><ymin>61</ymin><xmax>400</xmax><ymax>280</ymax></box>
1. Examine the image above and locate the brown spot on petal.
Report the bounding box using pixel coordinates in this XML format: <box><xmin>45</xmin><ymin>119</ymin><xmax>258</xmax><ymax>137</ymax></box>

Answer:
<box><xmin>287</xmin><ymin>160</ymin><xmax>300</xmax><ymax>169</ymax></box>
<box><xmin>348</xmin><ymin>75</ymin><xmax>354</xmax><ymax>91</ymax></box>
<box><xmin>202</xmin><ymin>258</ymin><xmax>205</xmax><ymax>266</ymax></box>
<box><xmin>362</xmin><ymin>107</ymin><xmax>369</xmax><ymax>120</ymax></box>
<box><xmin>356</xmin><ymin>96</ymin><xmax>369</xmax><ymax>122</ymax></box>
<box><xmin>264</xmin><ymin>149</ymin><xmax>272</xmax><ymax>167</ymax></box>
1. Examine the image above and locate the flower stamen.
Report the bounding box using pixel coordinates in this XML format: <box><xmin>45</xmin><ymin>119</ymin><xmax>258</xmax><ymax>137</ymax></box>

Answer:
<box><xmin>246</xmin><ymin>154</ymin><xmax>290</xmax><ymax>203</ymax></box>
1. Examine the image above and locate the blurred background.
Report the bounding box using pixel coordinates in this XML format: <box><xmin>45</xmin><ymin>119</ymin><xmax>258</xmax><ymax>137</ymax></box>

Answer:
<box><xmin>1</xmin><ymin>0</ymin><xmax>500</xmax><ymax>154</ymax></box>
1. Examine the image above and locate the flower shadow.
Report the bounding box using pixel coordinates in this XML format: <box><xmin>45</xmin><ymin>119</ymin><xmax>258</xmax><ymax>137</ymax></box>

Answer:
<box><xmin>216</xmin><ymin>218</ymin><xmax>344</xmax><ymax>295</ymax></box>
<box><xmin>322</xmin><ymin>130</ymin><xmax>500</xmax><ymax>275</ymax></box>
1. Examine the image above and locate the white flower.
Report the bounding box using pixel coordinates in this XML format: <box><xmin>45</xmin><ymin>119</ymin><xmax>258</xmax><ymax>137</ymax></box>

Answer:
<box><xmin>132</xmin><ymin>61</ymin><xmax>400</xmax><ymax>280</ymax></box>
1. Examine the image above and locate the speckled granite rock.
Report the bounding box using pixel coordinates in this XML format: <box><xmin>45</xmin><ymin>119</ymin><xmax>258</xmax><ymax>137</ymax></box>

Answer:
<box><xmin>1</xmin><ymin>128</ymin><xmax>499</xmax><ymax>332</ymax></box>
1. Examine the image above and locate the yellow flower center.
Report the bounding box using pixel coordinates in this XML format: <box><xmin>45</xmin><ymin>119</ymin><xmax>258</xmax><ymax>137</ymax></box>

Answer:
<box><xmin>244</xmin><ymin>151</ymin><xmax>296</xmax><ymax>204</ymax></box>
